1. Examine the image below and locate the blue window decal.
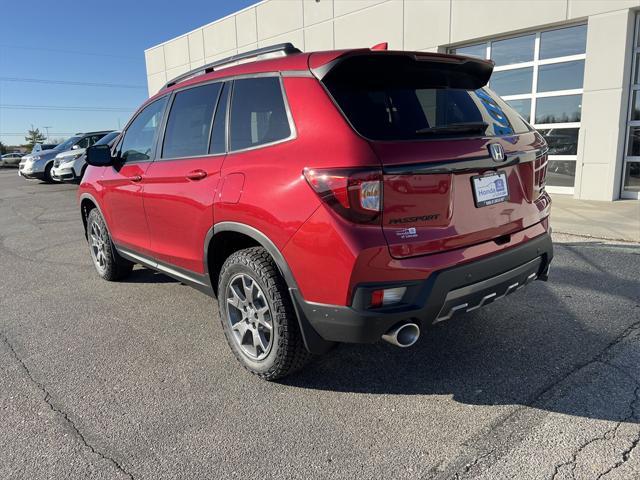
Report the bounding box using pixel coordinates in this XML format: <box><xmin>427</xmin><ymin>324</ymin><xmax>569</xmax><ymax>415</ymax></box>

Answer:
<box><xmin>475</xmin><ymin>89</ymin><xmax>514</xmax><ymax>137</ymax></box>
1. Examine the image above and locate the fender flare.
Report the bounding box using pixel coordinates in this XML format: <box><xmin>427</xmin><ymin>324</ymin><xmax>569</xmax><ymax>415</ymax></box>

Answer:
<box><xmin>208</xmin><ymin>222</ymin><xmax>334</xmax><ymax>354</ymax></box>
<box><xmin>78</xmin><ymin>192</ymin><xmax>110</xmax><ymax>238</ymax></box>
<box><xmin>208</xmin><ymin>222</ymin><xmax>299</xmax><ymax>290</ymax></box>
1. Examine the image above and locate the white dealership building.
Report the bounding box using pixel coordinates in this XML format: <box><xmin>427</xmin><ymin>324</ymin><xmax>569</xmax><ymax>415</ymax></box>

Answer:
<box><xmin>145</xmin><ymin>0</ymin><xmax>640</xmax><ymax>201</ymax></box>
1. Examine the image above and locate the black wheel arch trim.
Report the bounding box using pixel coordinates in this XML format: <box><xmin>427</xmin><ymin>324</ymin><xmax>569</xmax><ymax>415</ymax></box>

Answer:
<box><xmin>209</xmin><ymin>221</ymin><xmax>335</xmax><ymax>354</ymax></box>
<box><xmin>210</xmin><ymin>222</ymin><xmax>299</xmax><ymax>290</ymax></box>
<box><xmin>79</xmin><ymin>192</ymin><xmax>110</xmax><ymax>239</ymax></box>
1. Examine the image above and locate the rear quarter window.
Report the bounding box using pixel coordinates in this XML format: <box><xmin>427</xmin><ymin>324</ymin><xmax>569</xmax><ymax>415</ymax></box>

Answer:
<box><xmin>229</xmin><ymin>77</ymin><xmax>292</xmax><ymax>151</ymax></box>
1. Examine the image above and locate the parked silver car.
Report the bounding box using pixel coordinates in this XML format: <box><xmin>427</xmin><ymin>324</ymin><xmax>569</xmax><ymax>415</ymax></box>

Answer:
<box><xmin>1</xmin><ymin>153</ymin><xmax>24</xmax><ymax>167</ymax></box>
<box><xmin>20</xmin><ymin>131</ymin><xmax>111</xmax><ymax>182</ymax></box>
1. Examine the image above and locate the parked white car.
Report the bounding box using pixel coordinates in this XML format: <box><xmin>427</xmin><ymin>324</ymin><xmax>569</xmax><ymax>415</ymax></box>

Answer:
<box><xmin>51</xmin><ymin>131</ymin><xmax>119</xmax><ymax>182</ymax></box>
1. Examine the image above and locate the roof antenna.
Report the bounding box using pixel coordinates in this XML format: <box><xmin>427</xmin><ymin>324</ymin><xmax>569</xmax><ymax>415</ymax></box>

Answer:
<box><xmin>370</xmin><ymin>42</ymin><xmax>388</xmax><ymax>51</ymax></box>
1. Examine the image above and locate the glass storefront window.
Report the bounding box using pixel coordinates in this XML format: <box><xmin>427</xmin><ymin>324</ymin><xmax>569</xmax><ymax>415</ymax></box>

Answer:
<box><xmin>490</xmin><ymin>68</ymin><xmax>533</xmax><ymax>96</ymax></box>
<box><xmin>490</xmin><ymin>35</ymin><xmax>535</xmax><ymax>66</ymax></box>
<box><xmin>535</xmin><ymin>95</ymin><xmax>582</xmax><ymax>124</ymax></box>
<box><xmin>631</xmin><ymin>91</ymin><xmax>640</xmax><ymax>121</ymax></box>
<box><xmin>537</xmin><ymin>61</ymin><xmax>585</xmax><ymax>92</ymax></box>
<box><xmin>623</xmin><ymin>15</ymin><xmax>640</xmax><ymax>197</ymax></box>
<box><xmin>538</xmin><ymin>128</ymin><xmax>579</xmax><ymax>156</ymax></box>
<box><xmin>628</xmin><ymin>126</ymin><xmax>640</xmax><ymax>156</ymax></box>
<box><xmin>546</xmin><ymin>160</ymin><xmax>577</xmax><ymax>187</ymax></box>
<box><xmin>452</xmin><ymin>44</ymin><xmax>486</xmax><ymax>58</ymax></box>
<box><xmin>451</xmin><ymin>24</ymin><xmax>587</xmax><ymax>193</ymax></box>
<box><xmin>539</xmin><ymin>25</ymin><xmax>587</xmax><ymax>59</ymax></box>
<box><xmin>623</xmin><ymin>162</ymin><xmax>640</xmax><ymax>192</ymax></box>
<box><xmin>506</xmin><ymin>99</ymin><xmax>531</xmax><ymax>122</ymax></box>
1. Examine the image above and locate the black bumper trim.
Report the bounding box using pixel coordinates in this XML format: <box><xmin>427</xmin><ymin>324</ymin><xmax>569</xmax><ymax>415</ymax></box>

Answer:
<box><xmin>293</xmin><ymin>232</ymin><xmax>553</xmax><ymax>351</ymax></box>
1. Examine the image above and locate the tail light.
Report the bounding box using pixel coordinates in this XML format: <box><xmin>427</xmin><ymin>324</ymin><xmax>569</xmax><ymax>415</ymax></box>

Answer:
<box><xmin>303</xmin><ymin>167</ymin><xmax>382</xmax><ymax>224</ymax></box>
<box><xmin>370</xmin><ymin>287</ymin><xmax>407</xmax><ymax>308</ymax></box>
<box><xmin>533</xmin><ymin>154</ymin><xmax>548</xmax><ymax>197</ymax></box>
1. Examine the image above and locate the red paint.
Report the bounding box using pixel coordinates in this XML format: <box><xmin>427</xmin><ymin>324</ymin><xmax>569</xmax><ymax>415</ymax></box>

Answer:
<box><xmin>375</xmin><ymin>132</ymin><xmax>550</xmax><ymax>258</ymax></box>
<box><xmin>141</xmin><ymin>157</ymin><xmax>223</xmax><ymax>272</ymax></box>
<box><xmin>79</xmin><ymin>48</ymin><xmax>551</xmax><ymax>310</ymax></box>
<box><xmin>218</xmin><ymin>173</ymin><xmax>245</xmax><ymax>204</ymax></box>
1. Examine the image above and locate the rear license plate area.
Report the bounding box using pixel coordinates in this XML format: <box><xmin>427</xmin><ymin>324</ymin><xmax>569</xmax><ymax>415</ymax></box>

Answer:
<box><xmin>471</xmin><ymin>171</ymin><xmax>509</xmax><ymax>207</ymax></box>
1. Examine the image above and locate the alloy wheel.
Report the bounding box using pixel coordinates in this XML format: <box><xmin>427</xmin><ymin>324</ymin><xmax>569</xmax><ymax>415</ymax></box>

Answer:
<box><xmin>225</xmin><ymin>273</ymin><xmax>274</xmax><ymax>361</ymax></box>
<box><xmin>89</xmin><ymin>220</ymin><xmax>109</xmax><ymax>273</ymax></box>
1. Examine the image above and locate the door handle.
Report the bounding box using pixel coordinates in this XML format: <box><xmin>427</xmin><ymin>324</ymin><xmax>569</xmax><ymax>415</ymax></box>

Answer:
<box><xmin>186</xmin><ymin>169</ymin><xmax>207</xmax><ymax>181</ymax></box>
<box><xmin>129</xmin><ymin>175</ymin><xmax>143</xmax><ymax>183</ymax></box>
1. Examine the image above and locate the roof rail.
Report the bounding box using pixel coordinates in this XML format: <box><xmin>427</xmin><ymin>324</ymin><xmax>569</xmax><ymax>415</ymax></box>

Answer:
<box><xmin>162</xmin><ymin>43</ymin><xmax>301</xmax><ymax>90</ymax></box>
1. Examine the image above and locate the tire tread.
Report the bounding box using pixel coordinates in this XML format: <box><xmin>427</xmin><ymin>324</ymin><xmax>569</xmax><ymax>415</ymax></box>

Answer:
<box><xmin>218</xmin><ymin>247</ymin><xmax>312</xmax><ymax>380</ymax></box>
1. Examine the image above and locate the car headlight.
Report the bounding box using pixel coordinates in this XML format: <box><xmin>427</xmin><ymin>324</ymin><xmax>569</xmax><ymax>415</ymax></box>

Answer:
<box><xmin>32</xmin><ymin>155</ymin><xmax>40</xmax><ymax>161</ymax></box>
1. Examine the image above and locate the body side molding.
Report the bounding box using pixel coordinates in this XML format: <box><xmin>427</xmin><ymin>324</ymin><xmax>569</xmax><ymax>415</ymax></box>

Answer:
<box><xmin>116</xmin><ymin>245</ymin><xmax>214</xmax><ymax>296</ymax></box>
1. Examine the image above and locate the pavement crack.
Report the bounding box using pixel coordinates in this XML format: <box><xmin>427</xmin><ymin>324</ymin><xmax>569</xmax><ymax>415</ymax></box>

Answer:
<box><xmin>437</xmin><ymin>321</ymin><xmax>640</xmax><ymax>480</ymax></box>
<box><xmin>550</xmin><ymin>424</ymin><xmax>618</xmax><ymax>480</ymax></box>
<box><xmin>454</xmin><ymin>449</ymin><xmax>495</xmax><ymax>479</ymax></box>
<box><xmin>550</xmin><ymin>366</ymin><xmax>640</xmax><ymax>480</ymax></box>
<box><xmin>594</xmin><ymin>383</ymin><xmax>640</xmax><ymax>480</ymax></box>
<box><xmin>0</xmin><ymin>332</ymin><xmax>134</xmax><ymax>480</ymax></box>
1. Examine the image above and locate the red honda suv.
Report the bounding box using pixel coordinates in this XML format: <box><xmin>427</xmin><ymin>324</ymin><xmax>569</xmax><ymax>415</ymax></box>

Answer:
<box><xmin>80</xmin><ymin>43</ymin><xmax>552</xmax><ymax>380</ymax></box>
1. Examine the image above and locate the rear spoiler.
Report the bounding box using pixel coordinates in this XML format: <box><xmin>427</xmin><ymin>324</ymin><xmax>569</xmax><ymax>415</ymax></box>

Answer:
<box><xmin>311</xmin><ymin>50</ymin><xmax>495</xmax><ymax>91</ymax></box>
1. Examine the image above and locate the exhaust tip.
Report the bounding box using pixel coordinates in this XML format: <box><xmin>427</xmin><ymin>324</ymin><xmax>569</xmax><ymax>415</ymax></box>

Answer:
<box><xmin>382</xmin><ymin>322</ymin><xmax>420</xmax><ymax>348</ymax></box>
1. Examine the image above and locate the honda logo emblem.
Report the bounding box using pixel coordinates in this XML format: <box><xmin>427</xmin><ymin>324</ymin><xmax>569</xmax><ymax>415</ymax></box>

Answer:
<box><xmin>489</xmin><ymin>143</ymin><xmax>506</xmax><ymax>162</ymax></box>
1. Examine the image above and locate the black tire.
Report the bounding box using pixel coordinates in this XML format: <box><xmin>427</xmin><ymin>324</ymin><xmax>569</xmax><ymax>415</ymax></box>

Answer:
<box><xmin>218</xmin><ymin>247</ymin><xmax>312</xmax><ymax>380</ymax></box>
<box><xmin>86</xmin><ymin>208</ymin><xmax>133</xmax><ymax>281</ymax></box>
<box><xmin>43</xmin><ymin>162</ymin><xmax>54</xmax><ymax>183</ymax></box>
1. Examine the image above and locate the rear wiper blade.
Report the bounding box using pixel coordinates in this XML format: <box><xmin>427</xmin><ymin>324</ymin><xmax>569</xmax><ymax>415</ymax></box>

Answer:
<box><xmin>415</xmin><ymin>122</ymin><xmax>489</xmax><ymax>135</ymax></box>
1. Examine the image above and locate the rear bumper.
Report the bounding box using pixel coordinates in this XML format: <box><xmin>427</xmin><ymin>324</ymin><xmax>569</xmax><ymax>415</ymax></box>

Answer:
<box><xmin>292</xmin><ymin>232</ymin><xmax>552</xmax><ymax>351</ymax></box>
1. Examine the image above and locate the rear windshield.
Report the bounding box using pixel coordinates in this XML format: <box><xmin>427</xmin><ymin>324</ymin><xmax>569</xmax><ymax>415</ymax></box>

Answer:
<box><xmin>323</xmin><ymin>58</ymin><xmax>530</xmax><ymax>141</ymax></box>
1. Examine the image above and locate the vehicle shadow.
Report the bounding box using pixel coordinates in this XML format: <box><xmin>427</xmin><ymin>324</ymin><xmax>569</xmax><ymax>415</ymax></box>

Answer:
<box><xmin>280</xmin><ymin>242</ymin><xmax>640</xmax><ymax>423</ymax></box>
<box><xmin>122</xmin><ymin>267</ymin><xmax>180</xmax><ymax>284</ymax></box>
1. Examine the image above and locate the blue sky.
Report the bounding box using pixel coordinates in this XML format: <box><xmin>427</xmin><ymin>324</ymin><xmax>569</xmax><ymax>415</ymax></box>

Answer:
<box><xmin>0</xmin><ymin>0</ymin><xmax>255</xmax><ymax>145</ymax></box>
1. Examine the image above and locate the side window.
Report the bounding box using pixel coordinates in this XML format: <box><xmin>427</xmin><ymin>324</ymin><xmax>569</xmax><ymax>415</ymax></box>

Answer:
<box><xmin>229</xmin><ymin>77</ymin><xmax>291</xmax><ymax>151</ymax></box>
<box><xmin>88</xmin><ymin>134</ymin><xmax>105</xmax><ymax>147</ymax></box>
<box><xmin>120</xmin><ymin>97</ymin><xmax>168</xmax><ymax>163</ymax></box>
<box><xmin>76</xmin><ymin>137</ymin><xmax>91</xmax><ymax>149</ymax></box>
<box><xmin>162</xmin><ymin>83</ymin><xmax>222</xmax><ymax>159</ymax></box>
<box><xmin>209</xmin><ymin>82</ymin><xmax>229</xmax><ymax>155</ymax></box>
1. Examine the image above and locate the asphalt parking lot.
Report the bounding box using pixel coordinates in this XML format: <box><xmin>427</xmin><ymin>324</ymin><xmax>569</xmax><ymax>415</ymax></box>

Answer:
<box><xmin>1</xmin><ymin>169</ymin><xmax>639</xmax><ymax>480</ymax></box>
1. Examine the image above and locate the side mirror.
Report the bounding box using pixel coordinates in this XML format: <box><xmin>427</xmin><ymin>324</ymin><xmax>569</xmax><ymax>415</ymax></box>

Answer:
<box><xmin>72</xmin><ymin>144</ymin><xmax>80</xmax><ymax>150</ymax></box>
<box><xmin>86</xmin><ymin>144</ymin><xmax>114</xmax><ymax>167</ymax></box>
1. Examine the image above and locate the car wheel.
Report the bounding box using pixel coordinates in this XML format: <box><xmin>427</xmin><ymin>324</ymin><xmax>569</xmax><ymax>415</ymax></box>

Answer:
<box><xmin>43</xmin><ymin>163</ymin><xmax>54</xmax><ymax>183</ymax></box>
<box><xmin>218</xmin><ymin>247</ymin><xmax>312</xmax><ymax>380</ymax></box>
<box><xmin>86</xmin><ymin>209</ymin><xmax>133</xmax><ymax>281</ymax></box>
